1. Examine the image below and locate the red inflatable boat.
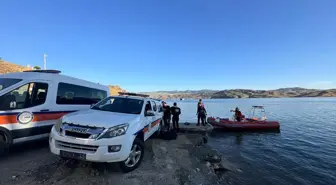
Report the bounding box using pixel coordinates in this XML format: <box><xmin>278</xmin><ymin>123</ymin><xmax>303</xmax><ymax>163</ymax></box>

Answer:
<box><xmin>207</xmin><ymin>106</ymin><xmax>280</xmax><ymax>131</ymax></box>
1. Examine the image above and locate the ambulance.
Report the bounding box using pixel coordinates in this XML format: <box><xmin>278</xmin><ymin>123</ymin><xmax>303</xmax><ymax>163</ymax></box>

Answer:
<box><xmin>0</xmin><ymin>70</ymin><xmax>109</xmax><ymax>156</ymax></box>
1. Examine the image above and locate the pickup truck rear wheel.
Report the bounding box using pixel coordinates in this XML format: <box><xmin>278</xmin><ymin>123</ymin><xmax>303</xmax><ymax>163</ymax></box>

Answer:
<box><xmin>119</xmin><ymin>138</ymin><xmax>144</xmax><ymax>173</ymax></box>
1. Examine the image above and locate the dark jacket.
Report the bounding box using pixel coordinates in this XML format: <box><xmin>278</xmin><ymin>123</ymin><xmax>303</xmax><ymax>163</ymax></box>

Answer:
<box><xmin>163</xmin><ymin>105</ymin><xmax>171</xmax><ymax>118</ymax></box>
<box><xmin>170</xmin><ymin>106</ymin><xmax>181</xmax><ymax>118</ymax></box>
<box><xmin>197</xmin><ymin>105</ymin><xmax>207</xmax><ymax>116</ymax></box>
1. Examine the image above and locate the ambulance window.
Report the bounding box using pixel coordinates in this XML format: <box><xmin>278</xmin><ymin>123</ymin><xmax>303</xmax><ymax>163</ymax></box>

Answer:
<box><xmin>30</xmin><ymin>83</ymin><xmax>48</xmax><ymax>106</ymax></box>
<box><xmin>57</xmin><ymin>82</ymin><xmax>108</xmax><ymax>105</ymax></box>
<box><xmin>0</xmin><ymin>82</ymin><xmax>48</xmax><ymax>110</ymax></box>
<box><xmin>0</xmin><ymin>78</ymin><xmax>22</xmax><ymax>91</ymax></box>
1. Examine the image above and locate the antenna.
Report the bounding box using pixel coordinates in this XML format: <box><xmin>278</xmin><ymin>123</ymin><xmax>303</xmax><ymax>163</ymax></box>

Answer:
<box><xmin>43</xmin><ymin>54</ymin><xmax>47</xmax><ymax>70</ymax></box>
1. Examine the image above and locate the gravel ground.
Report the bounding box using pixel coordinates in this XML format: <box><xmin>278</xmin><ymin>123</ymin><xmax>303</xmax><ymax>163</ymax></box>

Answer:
<box><xmin>0</xmin><ymin>133</ymin><xmax>235</xmax><ymax>185</ymax></box>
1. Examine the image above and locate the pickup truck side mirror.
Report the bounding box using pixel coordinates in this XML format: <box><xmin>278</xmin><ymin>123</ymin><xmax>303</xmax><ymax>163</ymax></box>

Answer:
<box><xmin>145</xmin><ymin>110</ymin><xmax>155</xmax><ymax>117</ymax></box>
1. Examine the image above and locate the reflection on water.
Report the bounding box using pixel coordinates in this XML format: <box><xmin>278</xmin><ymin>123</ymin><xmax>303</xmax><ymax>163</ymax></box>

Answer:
<box><xmin>235</xmin><ymin>134</ymin><xmax>242</xmax><ymax>145</ymax></box>
<box><xmin>210</xmin><ymin>130</ymin><xmax>281</xmax><ymax>145</ymax></box>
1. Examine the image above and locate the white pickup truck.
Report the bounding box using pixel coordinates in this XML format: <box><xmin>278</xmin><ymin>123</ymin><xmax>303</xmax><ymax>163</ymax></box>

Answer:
<box><xmin>49</xmin><ymin>92</ymin><xmax>163</xmax><ymax>172</ymax></box>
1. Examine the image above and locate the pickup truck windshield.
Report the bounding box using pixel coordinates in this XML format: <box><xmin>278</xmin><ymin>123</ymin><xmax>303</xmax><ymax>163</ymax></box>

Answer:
<box><xmin>91</xmin><ymin>97</ymin><xmax>144</xmax><ymax>114</ymax></box>
<box><xmin>0</xmin><ymin>78</ymin><xmax>22</xmax><ymax>91</ymax></box>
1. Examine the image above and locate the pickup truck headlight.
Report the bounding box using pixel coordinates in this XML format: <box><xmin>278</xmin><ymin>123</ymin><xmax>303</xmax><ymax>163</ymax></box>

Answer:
<box><xmin>54</xmin><ymin>118</ymin><xmax>63</xmax><ymax>133</ymax></box>
<box><xmin>98</xmin><ymin>124</ymin><xmax>129</xmax><ymax>139</ymax></box>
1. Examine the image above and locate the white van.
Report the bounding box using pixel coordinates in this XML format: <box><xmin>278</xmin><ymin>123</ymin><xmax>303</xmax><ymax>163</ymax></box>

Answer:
<box><xmin>0</xmin><ymin>70</ymin><xmax>109</xmax><ymax>155</ymax></box>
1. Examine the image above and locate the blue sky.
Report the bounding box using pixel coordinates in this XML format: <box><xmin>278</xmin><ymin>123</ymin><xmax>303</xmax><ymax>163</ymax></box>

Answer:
<box><xmin>0</xmin><ymin>0</ymin><xmax>335</xmax><ymax>92</ymax></box>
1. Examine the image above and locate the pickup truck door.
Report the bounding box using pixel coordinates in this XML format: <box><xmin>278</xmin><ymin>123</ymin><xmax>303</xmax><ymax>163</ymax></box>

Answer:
<box><xmin>148</xmin><ymin>101</ymin><xmax>161</xmax><ymax>136</ymax></box>
<box><xmin>143</xmin><ymin>101</ymin><xmax>154</xmax><ymax>141</ymax></box>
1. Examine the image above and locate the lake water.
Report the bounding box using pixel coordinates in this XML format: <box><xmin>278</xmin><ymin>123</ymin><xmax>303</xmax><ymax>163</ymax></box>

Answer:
<box><xmin>166</xmin><ymin>98</ymin><xmax>336</xmax><ymax>185</ymax></box>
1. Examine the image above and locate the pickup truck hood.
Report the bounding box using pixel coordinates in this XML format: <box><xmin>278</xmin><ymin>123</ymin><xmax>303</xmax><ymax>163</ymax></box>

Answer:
<box><xmin>62</xmin><ymin>109</ymin><xmax>139</xmax><ymax>128</ymax></box>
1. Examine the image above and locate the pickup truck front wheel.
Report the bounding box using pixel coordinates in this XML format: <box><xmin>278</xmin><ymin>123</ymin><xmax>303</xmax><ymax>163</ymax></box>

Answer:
<box><xmin>119</xmin><ymin>138</ymin><xmax>144</xmax><ymax>173</ymax></box>
<box><xmin>0</xmin><ymin>133</ymin><xmax>10</xmax><ymax>156</ymax></box>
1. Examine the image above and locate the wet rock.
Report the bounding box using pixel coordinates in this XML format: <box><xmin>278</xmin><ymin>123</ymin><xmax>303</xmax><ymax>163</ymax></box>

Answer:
<box><xmin>213</xmin><ymin>163</ymin><xmax>229</xmax><ymax>173</ymax></box>
<box><xmin>196</xmin><ymin>168</ymin><xmax>200</xmax><ymax>172</ymax></box>
<box><xmin>203</xmin><ymin>153</ymin><xmax>212</xmax><ymax>160</ymax></box>
<box><xmin>196</xmin><ymin>141</ymin><xmax>203</xmax><ymax>147</ymax></box>
<box><xmin>202</xmin><ymin>137</ymin><xmax>208</xmax><ymax>144</ymax></box>
<box><xmin>204</xmin><ymin>154</ymin><xmax>221</xmax><ymax>163</ymax></box>
<box><xmin>11</xmin><ymin>176</ymin><xmax>16</xmax><ymax>180</ymax></box>
<box><xmin>159</xmin><ymin>146</ymin><xmax>167</xmax><ymax>153</ymax></box>
<box><xmin>213</xmin><ymin>155</ymin><xmax>221</xmax><ymax>162</ymax></box>
<box><xmin>206</xmin><ymin>162</ymin><xmax>211</xmax><ymax>167</ymax></box>
<box><xmin>90</xmin><ymin>170</ymin><xmax>96</xmax><ymax>176</ymax></box>
<box><xmin>213</xmin><ymin>164</ymin><xmax>220</xmax><ymax>170</ymax></box>
<box><xmin>81</xmin><ymin>163</ymin><xmax>88</xmax><ymax>168</ymax></box>
<box><xmin>167</xmin><ymin>164</ymin><xmax>173</xmax><ymax>169</ymax></box>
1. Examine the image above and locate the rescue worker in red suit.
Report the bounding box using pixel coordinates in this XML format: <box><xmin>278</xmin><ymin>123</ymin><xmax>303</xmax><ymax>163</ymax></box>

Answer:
<box><xmin>234</xmin><ymin>107</ymin><xmax>243</xmax><ymax>122</ymax></box>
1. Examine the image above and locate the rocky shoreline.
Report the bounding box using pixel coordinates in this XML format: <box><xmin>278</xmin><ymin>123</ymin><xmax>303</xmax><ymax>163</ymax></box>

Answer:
<box><xmin>0</xmin><ymin>133</ymin><xmax>238</xmax><ymax>185</ymax></box>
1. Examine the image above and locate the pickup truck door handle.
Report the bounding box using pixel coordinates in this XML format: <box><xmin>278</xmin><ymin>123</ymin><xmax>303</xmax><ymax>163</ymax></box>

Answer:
<box><xmin>40</xmin><ymin>109</ymin><xmax>50</xmax><ymax>112</ymax></box>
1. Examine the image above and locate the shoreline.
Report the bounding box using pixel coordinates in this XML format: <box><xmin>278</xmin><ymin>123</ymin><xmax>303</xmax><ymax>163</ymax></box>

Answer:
<box><xmin>0</xmin><ymin>133</ymin><xmax>237</xmax><ymax>185</ymax></box>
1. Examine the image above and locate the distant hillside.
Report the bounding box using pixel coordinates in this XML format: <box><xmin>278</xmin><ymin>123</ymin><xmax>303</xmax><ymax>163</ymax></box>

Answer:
<box><xmin>212</xmin><ymin>87</ymin><xmax>336</xmax><ymax>98</ymax></box>
<box><xmin>144</xmin><ymin>87</ymin><xmax>336</xmax><ymax>99</ymax></box>
<box><xmin>1</xmin><ymin>60</ymin><xmax>333</xmax><ymax>98</ymax></box>
<box><xmin>0</xmin><ymin>60</ymin><xmax>31</xmax><ymax>73</ymax></box>
<box><xmin>143</xmin><ymin>90</ymin><xmax>217</xmax><ymax>100</ymax></box>
<box><xmin>109</xmin><ymin>85</ymin><xmax>126</xmax><ymax>95</ymax></box>
<box><xmin>0</xmin><ymin>60</ymin><xmax>126</xmax><ymax>96</ymax></box>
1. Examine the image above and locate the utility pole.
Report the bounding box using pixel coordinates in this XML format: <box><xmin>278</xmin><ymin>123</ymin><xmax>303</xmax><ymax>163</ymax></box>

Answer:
<box><xmin>43</xmin><ymin>54</ymin><xmax>47</xmax><ymax>69</ymax></box>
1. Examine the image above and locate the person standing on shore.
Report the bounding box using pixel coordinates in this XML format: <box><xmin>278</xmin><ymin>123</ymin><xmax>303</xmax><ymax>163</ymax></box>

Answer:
<box><xmin>162</xmin><ymin>101</ymin><xmax>172</xmax><ymax>130</ymax></box>
<box><xmin>198</xmin><ymin>99</ymin><xmax>203</xmax><ymax>107</ymax></box>
<box><xmin>197</xmin><ymin>100</ymin><xmax>207</xmax><ymax>126</ymax></box>
<box><xmin>170</xmin><ymin>102</ymin><xmax>181</xmax><ymax>132</ymax></box>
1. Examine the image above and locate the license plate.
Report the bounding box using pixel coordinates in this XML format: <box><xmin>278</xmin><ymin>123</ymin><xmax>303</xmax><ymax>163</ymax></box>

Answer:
<box><xmin>60</xmin><ymin>150</ymin><xmax>86</xmax><ymax>160</ymax></box>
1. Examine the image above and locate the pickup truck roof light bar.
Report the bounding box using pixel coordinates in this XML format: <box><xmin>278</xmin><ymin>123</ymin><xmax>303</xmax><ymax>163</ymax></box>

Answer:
<box><xmin>118</xmin><ymin>92</ymin><xmax>150</xmax><ymax>98</ymax></box>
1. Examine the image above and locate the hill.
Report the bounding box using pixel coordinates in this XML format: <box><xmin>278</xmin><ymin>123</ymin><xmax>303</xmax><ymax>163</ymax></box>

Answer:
<box><xmin>0</xmin><ymin>60</ymin><xmax>31</xmax><ymax>73</ymax></box>
<box><xmin>1</xmin><ymin>60</ymin><xmax>333</xmax><ymax>99</ymax></box>
<box><xmin>144</xmin><ymin>87</ymin><xmax>336</xmax><ymax>99</ymax></box>
<box><xmin>142</xmin><ymin>90</ymin><xmax>217</xmax><ymax>100</ymax></box>
<box><xmin>109</xmin><ymin>85</ymin><xmax>126</xmax><ymax>95</ymax></box>
<box><xmin>0</xmin><ymin>60</ymin><xmax>126</xmax><ymax>95</ymax></box>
